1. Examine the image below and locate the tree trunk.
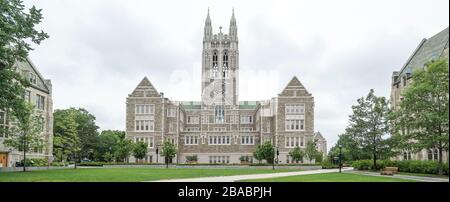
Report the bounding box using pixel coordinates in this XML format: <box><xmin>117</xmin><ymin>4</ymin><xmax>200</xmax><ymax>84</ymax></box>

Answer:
<box><xmin>23</xmin><ymin>133</ymin><xmax>26</xmax><ymax>172</ymax></box>
<box><xmin>438</xmin><ymin>144</ymin><xmax>443</xmax><ymax>175</ymax></box>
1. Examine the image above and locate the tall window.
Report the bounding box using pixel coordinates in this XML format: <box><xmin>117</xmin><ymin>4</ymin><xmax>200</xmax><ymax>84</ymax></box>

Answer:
<box><xmin>215</xmin><ymin>105</ymin><xmax>225</xmax><ymax>123</ymax></box>
<box><xmin>36</xmin><ymin>94</ymin><xmax>45</xmax><ymax>110</ymax></box>
<box><xmin>185</xmin><ymin>135</ymin><xmax>198</xmax><ymax>145</ymax></box>
<box><xmin>135</xmin><ymin>137</ymin><xmax>154</xmax><ymax>148</ymax></box>
<box><xmin>240</xmin><ymin>115</ymin><xmax>253</xmax><ymax>124</ymax></box>
<box><xmin>135</xmin><ymin>104</ymin><xmax>155</xmax><ymax>114</ymax></box>
<box><xmin>208</xmin><ymin>135</ymin><xmax>231</xmax><ymax>145</ymax></box>
<box><xmin>29</xmin><ymin>72</ymin><xmax>37</xmax><ymax>85</ymax></box>
<box><xmin>223</xmin><ymin>51</ymin><xmax>229</xmax><ymax>78</ymax></box>
<box><xmin>241</xmin><ymin>135</ymin><xmax>254</xmax><ymax>145</ymax></box>
<box><xmin>212</xmin><ymin>51</ymin><xmax>218</xmax><ymax>78</ymax></box>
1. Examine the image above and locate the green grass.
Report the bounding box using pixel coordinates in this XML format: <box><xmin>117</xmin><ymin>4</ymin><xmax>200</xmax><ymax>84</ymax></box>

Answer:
<box><xmin>239</xmin><ymin>173</ymin><xmax>418</xmax><ymax>182</ymax></box>
<box><xmin>0</xmin><ymin>167</ymin><xmax>302</xmax><ymax>182</ymax></box>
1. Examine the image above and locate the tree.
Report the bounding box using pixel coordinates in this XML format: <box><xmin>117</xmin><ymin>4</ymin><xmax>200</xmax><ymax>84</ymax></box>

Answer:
<box><xmin>53</xmin><ymin>109</ymin><xmax>80</xmax><ymax>168</ymax></box>
<box><xmin>161</xmin><ymin>141</ymin><xmax>177</xmax><ymax>168</ymax></box>
<box><xmin>72</xmin><ymin>108</ymin><xmax>99</xmax><ymax>160</ymax></box>
<box><xmin>53</xmin><ymin>108</ymin><xmax>99</xmax><ymax>162</ymax></box>
<box><xmin>289</xmin><ymin>147</ymin><xmax>305</xmax><ymax>163</ymax></box>
<box><xmin>1</xmin><ymin>0</ymin><xmax>49</xmax><ymax>119</ymax></box>
<box><xmin>315</xmin><ymin>152</ymin><xmax>324</xmax><ymax>163</ymax></box>
<box><xmin>115</xmin><ymin>139</ymin><xmax>134</xmax><ymax>163</ymax></box>
<box><xmin>346</xmin><ymin>89</ymin><xmax>391</xmax><ymax>170</ymax></box>
<box><xmin>94</xmin><ymin>130</ymin><xmax>122</xmax><ymax>162</ymax></box>
<box><xmin>334</xmin><ymin>133</ymin><xmax>370</xmax><ymax>161</ymax></box>
<box><xmin>4</xmin><ymin>102</ymin><xmax>44</xmax><ymax>172</ymax></box>
<box><xmin>253</xmin><ymin>141</ymin><xmax>274</xmax><ymax>164</ymax></box>
<box><xmin>305</xmin><ymin>141</ymin><xmax>319</xmax><ymax>163</ymax></box>
<box><xmin>133</xmin><ymin>141</ymin><xmax>148</xmax><ymax>163</ymax></box>
<box><xmin>392</xmin><ymin>59</ymin><xmax>449</xmax><ymax>175</ymax></box>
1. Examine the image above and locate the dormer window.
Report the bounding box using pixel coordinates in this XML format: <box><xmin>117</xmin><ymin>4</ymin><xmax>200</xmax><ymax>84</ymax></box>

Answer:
<box><xmin>29</xmin><ymin>73</ymin><xmax>37</xmax><ymax>85</ymax></box>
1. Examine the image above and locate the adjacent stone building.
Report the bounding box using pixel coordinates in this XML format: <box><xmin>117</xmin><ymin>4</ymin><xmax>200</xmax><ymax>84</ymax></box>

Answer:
<box><xmin>125</xmin><ymin>10</ymin><xmax>325</xmax><ymax>164</ymax></box>
<box><xmin>0</xmin><ymin>58</ymin><xmax>54</xmax><ymax>167</ymax></box>
<box><xmin>390</xmin><ymin>27</ymin><xmax>449</xmax><ymax>161</ymax></box>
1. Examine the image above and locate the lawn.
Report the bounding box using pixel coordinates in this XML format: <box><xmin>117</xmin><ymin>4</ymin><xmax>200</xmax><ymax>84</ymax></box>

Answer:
<box><xmin>0</xmin><ymin>167</ymin><xmax>302</xmax><ymax>182</ymax></box>
<box><xmin>239</xmin><ymin>173</ymin><xmax>418</xmax><ymax>182</ymax></box>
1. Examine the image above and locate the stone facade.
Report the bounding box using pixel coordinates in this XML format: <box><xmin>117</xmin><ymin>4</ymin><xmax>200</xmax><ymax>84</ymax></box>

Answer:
<box><xmin>0</xmin><ymin>58</ymin><xmax>54</xmax><ymax>167</ymax></box>
<box><xmin>125</xmin><ymin>10</ymin><xmax>325</xmax><ymax>164</ymax></box>
<box><xmin>390</xmin><ymin>27</ymin><xmax>449</xmax><ymax>162</ymax></box>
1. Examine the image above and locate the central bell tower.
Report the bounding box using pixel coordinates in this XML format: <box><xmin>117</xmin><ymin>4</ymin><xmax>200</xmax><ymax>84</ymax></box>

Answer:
<box><xmin>201</xmin><ymin>9</ymin><xmax>239</xmax><ymax>107</ymax></box>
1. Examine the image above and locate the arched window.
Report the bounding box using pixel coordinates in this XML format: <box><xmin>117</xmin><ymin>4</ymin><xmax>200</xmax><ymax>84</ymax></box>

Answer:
<box><xmin>212</xmin><ymin>51</ymin><xmax>218</xmax><ymax>78</ymax></box>
<box><xmin>433</xmin><ymin>149</ymin><xmax>438</xmax><ymax>160</ymax></box>
<box><xmin>215</xmin><ymin>105</ymin><xmax>224</xmax><ymax>123</ymax></box>
<box><xmin>223</xmin><ymin>51</ymin><xmax>229</xmax><ymax>78</ymax></box>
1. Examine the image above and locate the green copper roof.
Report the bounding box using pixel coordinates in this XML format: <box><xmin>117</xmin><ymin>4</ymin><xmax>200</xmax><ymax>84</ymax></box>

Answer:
<box><xmin>239</xmin><ymin>101</ymin><xmax>260</xmax><ymax>109</ymax></box>
<box><xmin>181</xmin><ymin>101</ymin><xmax>202</xmax><ymax>109</ymax></box>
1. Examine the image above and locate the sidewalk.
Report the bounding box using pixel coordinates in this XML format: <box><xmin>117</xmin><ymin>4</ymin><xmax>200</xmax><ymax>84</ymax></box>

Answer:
<box><xmin>346</xmin><ymin>170</ymin><xmax>449</xmax><ymax>182</ymax></box>
<box><xmin>150</xmin><ymin>167</ymin><xmax>354</xmax><ymax>182</ymax></box>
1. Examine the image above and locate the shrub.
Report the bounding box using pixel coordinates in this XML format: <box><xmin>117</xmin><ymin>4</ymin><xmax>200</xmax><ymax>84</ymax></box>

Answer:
<box><xmin>185</xmin><ymin>155</ymin><xmax>198</xmax><ymax>163</ymax></box>
<box><xmin>16</xmin><ymin>158</ymin><xmax>49</xmax><ymax>167</ymax></box>
<box><xmin>352</xmin><ymin>159</ymin><xmax>449</xmax><ymax>175</ymax></box>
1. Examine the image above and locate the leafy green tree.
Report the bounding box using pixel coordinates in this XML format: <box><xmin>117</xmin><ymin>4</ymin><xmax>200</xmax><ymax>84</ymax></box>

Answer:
<box><xmin>253</xmin><ymin>141</ymin><xmax>274</xmax><ymax>164</ymax></box>
<box><xmin>305</xmin><ymin>141</ymin><xmax>319</xmax><ymax>163</ymax></box>
<box><xmin>392</xmin><ymin>59</ymin><xmax>449</xmax><ymax>175</ymax></box>
<box><xmin>315</xmin><ymin>152</ymin><xmax>324</xmax><ymax>163</ymax></box>
<box><xmin>346</xmin><ymin>89</ymin><xmax>391</xmax><ymax>170</ymax></box>
<box><xmin>115</xmin><ymin>139</ymin><xmax>134</xmax><ymax>163</ymax></box>
<box><xmin>94</xmin><ymin>130</ymin><xmax>122</xmax><ymax>162</ymax></box>
<box><xmin>133</xmin><ymin>141</ymin><xmax>148</xmax><ymax>163</ymax></box>
<box><xmin>161</xmin><ymin>141</ymin><xmax>177</xmax><ymax>168</ymax></box>
<box><xmin>334</xmin><ymin>133</ymin><xmax>370</xmax><ymax>161</ymax></box>
<box><xmin>4</xmin><ymin>102</ymin><xmax>44</xmax><ymax>171</ymax></box>
<box><xmin>289</xmin><ymin>147</ymin><xmax>305</xmax><ymax>163</ymax></box>
<box><xmin>1</xmin><ymin>0</ymin><xmax>49</xmax><ymax>119</ymax></box>
<box><xmin>72</xmin><ymin>108</ymin><xmax>99</xmax><ymax>160</ymax></box>
<box><xmin>53</xmin><ymin>109</ymin><xmax>80</xmax><ymax>168</ymax></box>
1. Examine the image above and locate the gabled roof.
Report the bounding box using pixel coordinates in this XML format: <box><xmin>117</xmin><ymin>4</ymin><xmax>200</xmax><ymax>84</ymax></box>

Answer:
<box><xmin>396</xmin><ymin>27</ymin><xmax>449</xmax><ymax>82</ymax></box>
<box><xmin>129</xmin><ymin>77</ymin><xmax>160</xmax><ymax>97</ymax></box>
<box><xmin>16</xmin><ymin>57</ymin><xmax>51</xmax><ymax>93</ymax></box>
<box><xmin>279</xmin><ymin>76</ymin><xmax>311</xmax><ymax>96</ymax></box>
<box><xmin>314</xmin><ymin>132</ymin><xmax>325</xmax><ymax>141</ymax></box>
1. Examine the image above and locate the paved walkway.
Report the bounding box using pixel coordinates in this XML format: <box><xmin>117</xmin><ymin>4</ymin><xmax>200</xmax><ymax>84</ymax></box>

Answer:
<box><xmin>150</xmin><ymin>167</ymin><xmax>354</xmax><ymax>182</ymax></box>
<box><xmin>346</xmin><ymin>170</ymin><xmax>449</xmax><ymax>182</ymax></box>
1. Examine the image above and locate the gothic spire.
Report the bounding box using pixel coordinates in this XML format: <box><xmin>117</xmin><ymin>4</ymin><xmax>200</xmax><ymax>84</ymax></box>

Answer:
<box><xmin>204</xmin><ymin>8</ymin><xmax>212</xmax><ymax>40</ymax></box>
<box><xmin>229</xmin><ymin>8</ymin><xmax>237</xmax><ymax>39</ymax></box>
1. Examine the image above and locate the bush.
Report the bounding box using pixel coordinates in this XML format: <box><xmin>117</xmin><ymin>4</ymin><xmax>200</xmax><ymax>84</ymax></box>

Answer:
<box><xmin>16</xmin><ymin>158</ymin><xmax>49</xmax><ymax>167</ymax></box>
<box><xmin>50</xmin><ymin>162</ymin><xmax>68</xmax><ymax>167</ymax></box>
<box><xmin>352</xmin><ymin>159</ymin><xmax>449</xmax><ymax>175</ymax></box>
<box><xmin>185</xmin><ymin>155</ymin><xmax>198</xmax><ymax>163</ymax></box>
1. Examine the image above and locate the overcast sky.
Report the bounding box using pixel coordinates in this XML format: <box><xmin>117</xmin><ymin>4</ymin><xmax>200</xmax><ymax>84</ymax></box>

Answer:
<box><xmin>23</xmin><ymin>0</ymin><xmax>449</xmax><ymax>150</ymax></box>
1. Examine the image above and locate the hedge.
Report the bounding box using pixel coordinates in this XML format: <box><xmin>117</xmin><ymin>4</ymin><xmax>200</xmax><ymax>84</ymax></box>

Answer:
<box><xmin>352</xmin><ymin>160</ymin><xmax>449</xmax><ymax>175</ymax></box>
<box><xmin>16</xmin><ymin>158</ymin><xmax>49</xmax><ymax>167</ymax></box>
<box><xmin>76</xmin><ymin>162</ymin><xmax>322</xmax><ymax>167</ymax></box>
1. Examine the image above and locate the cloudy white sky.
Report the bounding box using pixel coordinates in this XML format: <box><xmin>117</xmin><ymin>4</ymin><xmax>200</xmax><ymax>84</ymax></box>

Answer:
<box><xmin>23</xmin><ymin>0</ymin><xmax>449</xmax><ymax>150</ymax></box>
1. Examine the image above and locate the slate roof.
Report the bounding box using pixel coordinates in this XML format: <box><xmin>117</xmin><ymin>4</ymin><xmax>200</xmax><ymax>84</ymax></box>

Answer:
<box><xmin>179</xmin><ymin>101</ymin><xmax>260</xmax><ymax>110</ymax></box>
<box><xmin>395</xmin><ymin>27</ymin><xmax>449</xmax><ymax>83</ymax></box>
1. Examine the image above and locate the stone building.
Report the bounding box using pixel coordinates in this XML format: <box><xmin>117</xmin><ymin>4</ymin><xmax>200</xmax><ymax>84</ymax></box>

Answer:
<box><xmin>125</xmin><ymin>10</ymin><xmax>325</xmax><ymax>164</ymax></box>
<box><xmin>390</xmin><ymin>27</ymin><xmax>449</xmax><ymax>161</ymax></box>
<box><xmin>0</xmin><ymin>58</ymin><xmax>54</xmax><ymax>167</ymax></box>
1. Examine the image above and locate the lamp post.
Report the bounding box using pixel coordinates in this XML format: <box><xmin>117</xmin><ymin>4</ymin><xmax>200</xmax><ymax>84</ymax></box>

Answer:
<box><xmin>156</xmin><ymin>147</ymin><xmax>159</xmax><ymax>163</ymax></box>
<box><xmin>272</xmin><ymin>146</ymin><xmax>275</xmax><ymax>170</ymax></box>
<box><xmin>338</xmin><ymin>144</ymin><xmax>342</xmax><ymax>173</ymax></box>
